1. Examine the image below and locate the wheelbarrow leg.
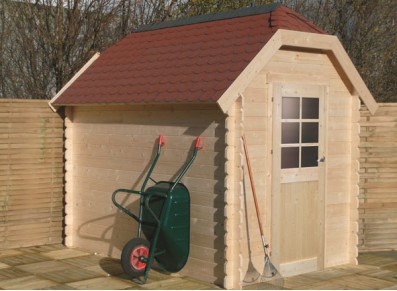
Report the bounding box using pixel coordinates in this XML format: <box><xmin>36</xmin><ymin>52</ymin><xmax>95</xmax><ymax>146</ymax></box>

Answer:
<box><xmin>142</xmin><ymin>236</ymin><xmax>158</xmax><ymax>283</ymax></box>
<box><xmin>140</xmin><ymin>193</ymin><xmax>173</xmax><ymax>283</ymax></box>
<box><xmin>132</xmin><ymin>219</ymin><xmax>162</xmax><ymax>284</ymax></box>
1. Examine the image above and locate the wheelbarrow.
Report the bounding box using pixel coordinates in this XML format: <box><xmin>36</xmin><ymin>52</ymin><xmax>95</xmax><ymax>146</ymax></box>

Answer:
<box><xmin>112</xmin><ymin>135</ymin><xmax>201</xmax><ymax>283</ymax></box>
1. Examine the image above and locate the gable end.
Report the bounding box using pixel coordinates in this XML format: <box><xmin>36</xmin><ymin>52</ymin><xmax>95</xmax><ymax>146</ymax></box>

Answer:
<box><xmin>217</xmin><ymin>29</ymin><xmax>377</xmax><ymax>114</ymax></box>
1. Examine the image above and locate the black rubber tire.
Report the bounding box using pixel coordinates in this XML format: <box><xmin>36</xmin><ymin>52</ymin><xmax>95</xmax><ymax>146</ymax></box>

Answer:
<box><xmin>121</xmin><ymin>238</ymin><xmax>150</xmax><ymax>278</ymax></box>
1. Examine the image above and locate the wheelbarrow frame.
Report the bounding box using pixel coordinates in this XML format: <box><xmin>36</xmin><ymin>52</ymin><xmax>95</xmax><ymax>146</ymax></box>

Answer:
<box><xmin>112</xmin><ymin>135</ymin><xmax>201</xmax><ymax>283</ymax></box>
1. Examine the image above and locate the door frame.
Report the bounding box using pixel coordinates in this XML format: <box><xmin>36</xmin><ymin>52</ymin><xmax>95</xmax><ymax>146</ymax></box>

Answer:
<box><xmin>271</xmin><ymin>82</ymin><xmax>327</xmax><ymax>276</ymax></box>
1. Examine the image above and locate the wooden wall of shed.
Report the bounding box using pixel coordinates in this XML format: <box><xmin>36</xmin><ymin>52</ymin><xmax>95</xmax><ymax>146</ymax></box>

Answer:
<box><xmin>238</xmin><ymin>49</ymin><xmax>360</xmax><ymax>281</ymax></box>
<box><xmin>0</xmin><ymin>99</ymin><xmax>64</xmax><ymax>249</ymax></box>
<box><xmin>64</xmin><ymin>104</ymin><xmax>226</xmax><ymax>285</ymax></box>
<box><xmin>359</xmin><ymin>103</ymin><xmax>397</xmax><ymax>251</ymax></box>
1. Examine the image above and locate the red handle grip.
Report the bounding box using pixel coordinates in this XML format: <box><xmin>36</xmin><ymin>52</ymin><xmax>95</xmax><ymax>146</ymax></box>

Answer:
<box><xmin>195</xmin><ymin>137</ymin><xmax>201</xmax><ymax>149</ymax></box>
<box><xmin>158</xmin><ymin>135</ymin><xmax>164</xmax><ymax>146</ymax></box>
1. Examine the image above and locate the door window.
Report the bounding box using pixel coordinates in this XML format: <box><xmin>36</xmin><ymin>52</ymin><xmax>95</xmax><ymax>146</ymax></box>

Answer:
<box><xmin>281</xmin><ymin>97</ymin><xmax>319</xmax><ymax>169</ymax></box>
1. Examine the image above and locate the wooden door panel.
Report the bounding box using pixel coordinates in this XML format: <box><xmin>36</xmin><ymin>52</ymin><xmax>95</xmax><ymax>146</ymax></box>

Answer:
<box><xmin>272</xmin><ymin>83</ymin><xmax>326</xmax><ymax>277</ymax></box>
<box><xmin>279</xmin><ymin>181</ymin><xmax>319</xmax><ymax>263</ymax></box>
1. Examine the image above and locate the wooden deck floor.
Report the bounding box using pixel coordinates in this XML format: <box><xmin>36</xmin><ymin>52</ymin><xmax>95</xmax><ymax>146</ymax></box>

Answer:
<box><xmin>244</xmin><ymin>252</ymin><xmax>397</xmax><ymax>290</ymax></box>
<box><xmin>0</xmin><ymin>244</ymin><xmax>396</xmax><ymax>289</ymax></box>
<box><xmin>0</xmin><ymin>244</ymin><xmax>219</xmax><ymax>290</ymax></box>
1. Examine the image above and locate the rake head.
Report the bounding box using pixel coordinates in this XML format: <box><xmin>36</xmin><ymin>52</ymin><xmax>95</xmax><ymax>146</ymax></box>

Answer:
<box><xmin>259</xmin><ymin>256</ymin><xmax>284</xmax><ymax>289</ymax></box>
<box><xmin>262</xmin><ymin>255</ymin><xmax>278</xmax><ymax>278</ymax></box>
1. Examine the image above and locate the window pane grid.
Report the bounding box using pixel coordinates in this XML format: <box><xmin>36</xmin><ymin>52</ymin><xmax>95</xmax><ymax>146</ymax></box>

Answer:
<box><xmin>281</xmin><ymin>96</ymin><xmax>320</xmax><ymax>169</ymax></box>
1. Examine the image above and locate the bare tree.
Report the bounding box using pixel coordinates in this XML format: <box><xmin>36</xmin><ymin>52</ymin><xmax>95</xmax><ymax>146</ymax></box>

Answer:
<box><xmin>173</xmin><ymin>0</ymin><xmax>272</xmax><ymax>16</ymax></box>
<box><xmin>0</xmin><ymin>1</ymin><xmax>6</xmax><ymax>97</ymax></box>
<box><xmin>0</xmin><ymin>0</ymin><xmax>13</xmax><ymax>97</ymax></box>
<box><xmin>2</xmin><ymin>0</ymin><xmax>127</xmax><ymax>99</ymax></box>
<box><xmin>117</xmin><ymin>0</ymin><xmax>179</xmax><ymax>35</ymax></box>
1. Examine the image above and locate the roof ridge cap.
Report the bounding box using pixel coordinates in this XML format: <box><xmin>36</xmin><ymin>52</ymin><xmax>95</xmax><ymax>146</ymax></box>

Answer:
<box><xmin>135</xmin><ymin>3</ymin><xmax>282</xmax><ymax>33</ymax></box>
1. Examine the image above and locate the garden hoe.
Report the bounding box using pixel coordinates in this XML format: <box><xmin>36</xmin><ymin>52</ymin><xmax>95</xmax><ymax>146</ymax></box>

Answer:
<box><xmin>242</xmin><ymin>135</ymin><xmax>283</xmax><ymax>287</ymax></box>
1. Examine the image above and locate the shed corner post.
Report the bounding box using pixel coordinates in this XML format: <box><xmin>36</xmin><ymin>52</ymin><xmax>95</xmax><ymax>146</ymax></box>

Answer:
<box><xmin>223</xmin><ymin>98</ymin><xmax>244</xmax><ymax>289</ymax></box>
<box><xmin>64</xmin><ymin>106</ymin><xmax>75</xmax><ymax>247</ymax></box>
<box><xmin>350</xmin><ymin>95</ymin><xmax>361</xmax><ymax>264</ymax></box>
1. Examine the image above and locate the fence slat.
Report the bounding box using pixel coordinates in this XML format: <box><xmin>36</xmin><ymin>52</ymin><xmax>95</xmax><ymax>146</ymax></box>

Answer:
<box><xmin>0</xmin><ymin>99</ymin><xmax>64</xmax><ymax>249</ymax></box>
<box><xmin>359</xmin><ymin>103</ymin><xmax>397</xmax><ymax>251</ymax></box>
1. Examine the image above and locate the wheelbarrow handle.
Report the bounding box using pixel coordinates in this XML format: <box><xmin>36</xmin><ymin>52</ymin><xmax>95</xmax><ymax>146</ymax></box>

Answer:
<box><xmin>158</xmin><ymin>134</ymin><xmax>164</xmax><ymax>146</ymax></box>
<box><xmin>195</xmin><ymin>136</ymin><xmax>201</xmax><ymax>149</ymax></box>
<box><xmin>141</xmin><ymin>135</ymin><xmax>164</xmax><ymax>193</ymax></box>
<box><xmin>170</xmin><ymin>136</ymin><xmax>202</xmax><ymax>193</ymax></box>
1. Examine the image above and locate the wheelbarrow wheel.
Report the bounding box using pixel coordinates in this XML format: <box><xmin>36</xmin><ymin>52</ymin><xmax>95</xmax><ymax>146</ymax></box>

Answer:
<box><xmin>121</xmin><ymin>238</ymin><xmax>150</xmax><ymax>278</ymax></box>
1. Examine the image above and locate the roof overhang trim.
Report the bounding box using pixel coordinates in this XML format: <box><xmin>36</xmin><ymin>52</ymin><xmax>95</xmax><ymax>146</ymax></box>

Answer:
<box><xmin>48</xmin><ymin>52</ymin><xmax>100</xmax><ymax>112</ymax></box>
<box><xmin>217</xmin><ymin>29</ymin><xmax>378</xmax><ymax>115</ymax></box>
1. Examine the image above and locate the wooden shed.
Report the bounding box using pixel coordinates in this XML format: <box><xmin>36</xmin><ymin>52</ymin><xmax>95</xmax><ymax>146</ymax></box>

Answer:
<box><xmin>49</xmin><ymin>4</ymin><xmax>377</xmax><ymax>289</ymax></box>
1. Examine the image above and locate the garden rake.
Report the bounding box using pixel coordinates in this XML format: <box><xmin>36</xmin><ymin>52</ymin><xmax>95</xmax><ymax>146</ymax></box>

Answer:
<box><xmin>242</xmin><ymin>135</ymin><xmax>282</xmax><ymax>284</ymax></box>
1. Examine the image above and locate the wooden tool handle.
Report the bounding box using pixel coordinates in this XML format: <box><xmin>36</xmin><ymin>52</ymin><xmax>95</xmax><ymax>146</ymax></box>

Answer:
<box><xmin>242</xmin><ymin>135</ymin><xmax>265</xmax><ymax>238</ymax></box>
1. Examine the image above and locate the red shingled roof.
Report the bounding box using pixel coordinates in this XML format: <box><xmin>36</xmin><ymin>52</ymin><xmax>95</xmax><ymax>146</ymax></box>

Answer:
<box><xmin>53</xmin><ymin>4</ymin><xmax>325</xmax><ymax>106</ymax></box>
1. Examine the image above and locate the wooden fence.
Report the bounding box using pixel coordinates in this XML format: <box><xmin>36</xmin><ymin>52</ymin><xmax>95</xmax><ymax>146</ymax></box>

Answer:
<box><xmin>359</xmin><ymin>103</ymin><xmax>397</xmax><ymax>251</ymax></box>
<box><xmin>0</xmin><ymin>99</ymin><xmax>64</xmax><ymax>249</ymax></box>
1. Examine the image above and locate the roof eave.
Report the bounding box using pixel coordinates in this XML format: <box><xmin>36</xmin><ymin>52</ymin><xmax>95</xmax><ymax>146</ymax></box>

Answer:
<box><xmin>48</xmin><ymin>52</ymin><xmax>100</xmax><ymax>112</ymax></box>
<box><xmin>217</xmin><ymin>29</ymin><xmax>378</xmax><ymax>115</ymax></box>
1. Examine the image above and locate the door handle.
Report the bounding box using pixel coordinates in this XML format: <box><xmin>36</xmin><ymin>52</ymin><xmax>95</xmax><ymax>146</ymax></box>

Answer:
<box><xmin>317</xmin><ymin>156</ymin><xmax>325</xmax><ymax>163</ymax></box>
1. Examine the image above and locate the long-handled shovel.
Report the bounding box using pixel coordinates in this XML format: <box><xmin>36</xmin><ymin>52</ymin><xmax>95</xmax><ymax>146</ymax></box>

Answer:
<box><xmin>242</xmin><ymin>135</ymin><xmax>279</xmax><ymax>282</ymax></box>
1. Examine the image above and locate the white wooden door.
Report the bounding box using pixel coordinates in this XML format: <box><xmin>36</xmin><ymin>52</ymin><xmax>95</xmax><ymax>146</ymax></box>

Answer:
<box><xmin>272</xmin><ymin>84</ymin><xmax>326</xmax><ymax>277</ymax></box>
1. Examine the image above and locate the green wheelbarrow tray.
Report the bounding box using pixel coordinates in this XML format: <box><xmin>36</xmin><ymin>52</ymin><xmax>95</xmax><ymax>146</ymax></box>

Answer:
<box><xmin>142</xmin><ymin>181</ymin><xmax>190</xmax><ymax>273</ymax></box>
<box><xmin>111</xmin><ymin>135</ymin><xmax>201</xmax><ymax>284</ymax></box>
